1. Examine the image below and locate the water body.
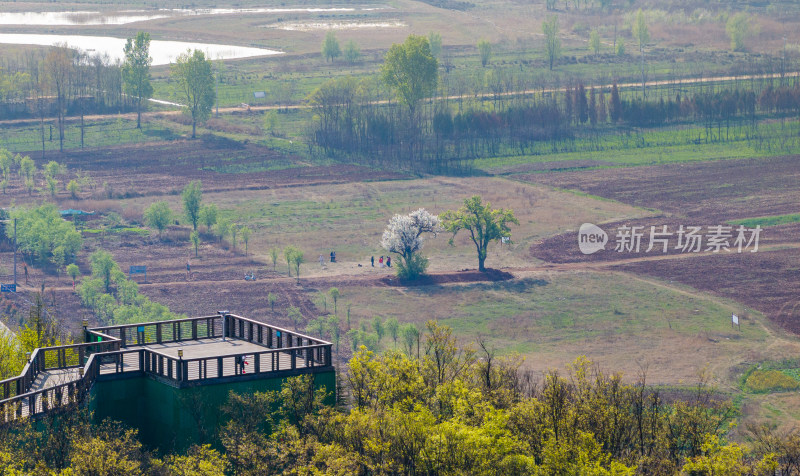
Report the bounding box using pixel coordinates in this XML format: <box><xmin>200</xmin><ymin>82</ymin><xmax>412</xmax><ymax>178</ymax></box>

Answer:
<box><xmin>0</xmin><ymin>34</ymin><xmax>281</xmax><ymax>65</ymax></box>
<box><xmin>0</xmin><ymin>7</ymin><xmax>385</xmax><ymax>26</ymax></box>
<box><xmin>0</xmin><ymin>11</ymin><xmax>169</xmax><ymax>25</ymax></box>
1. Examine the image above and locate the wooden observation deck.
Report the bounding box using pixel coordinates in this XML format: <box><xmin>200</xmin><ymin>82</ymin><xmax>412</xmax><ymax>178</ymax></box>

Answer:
<box><xmin>0</xmin><ymin>313</ymin><xmax>334</xmax><ymax>422</ymax></box>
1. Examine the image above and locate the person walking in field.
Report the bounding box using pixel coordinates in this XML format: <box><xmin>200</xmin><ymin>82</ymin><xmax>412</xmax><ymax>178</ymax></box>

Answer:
<box><xmin>186</xmin><ymin>260</ymin><xmax>191</xmax><ymax>281</ymax></box>
<box><xmin>386</xmin><ymin>256</ymin><xmax>391</xmax><ymax>268</ymax></box>
<box><xmin>379</xmin><ymin>256</ymin><xmax>384</xmax><ymax>268</ymax></box>
<box><xmin>319</xmin><ymin>255</ymin><xmax>325</xmax><ymax>267</ymax></box>
<box><xmin>23</xmin><ymin>263</ymin><xmax>28</xmax><ymax>285</ymax></box>
<box><xmin>371</xmin><ymin>256</ymin><xmax>375</xmax><ymax>267</ymax></box>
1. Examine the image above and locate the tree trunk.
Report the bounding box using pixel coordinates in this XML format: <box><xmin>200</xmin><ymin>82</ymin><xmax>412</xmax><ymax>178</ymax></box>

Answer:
<box><xmin>478</xmin><ymin>255</ymin><xmax>486</xmax><ymax>272</ymax></box>
<box><xmin>58</xmin><ymin>111</ymin><xmax>64</xmax><ymax>152</ymax></box>
<box><xmin>192</xmin><ymin>119</ymin><xmax>196</xmax><ymax>139</ymax></box>
<box><xmin>39</xmin><ymin>111</ymin><xmax>45</xmax><ymax>160</ymax></box>
<box><xmin>137</xmin><ymin>96</ymin><xmax>142</xmax><ymax>129</ymax></box>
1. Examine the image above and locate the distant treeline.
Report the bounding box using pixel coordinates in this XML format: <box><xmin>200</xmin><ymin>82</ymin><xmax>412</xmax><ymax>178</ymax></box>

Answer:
<box><xmin>0</xmin><ymin>47</ymin><xmax>131</xmax><ymax>120</ymax></box>
<box><xmin>309</xmin><ymin>75</ymin><xmax>800</xmax><ymax>173</ymax></box>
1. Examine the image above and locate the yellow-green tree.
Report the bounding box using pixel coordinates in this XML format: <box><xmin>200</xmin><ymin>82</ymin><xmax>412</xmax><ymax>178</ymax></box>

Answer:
<box><xmin>171</xmin><ymin>49</ymin><xmax>215</xmax><ymax>138</ymax></box>
<box><xmin>477</xmin><ymin>39</ymin><xmax>492</xmax><ymax>67</ymax></box>
<box><xmin>726</xmin><ymin>13</ymin><xmax>754</xmax><ymax>52</ymax></box>
<box><xmin>122</xmin><ymin>32</ymin><xmax>153</xmax><ymax>129</ymax></box>
<box><xmin>441</xmin><ymin>195</ymin><xmax>518</xmax><ymax>272</ymax></box>
<box><xmin>381</xmin><ymin>35</ymin><xmax>438</xmax><ymax>115</ymax></box>
<box><xmin>543</xmin><ymin>15</ymin><xmax>561</xmax><ymax>70</ymax></box>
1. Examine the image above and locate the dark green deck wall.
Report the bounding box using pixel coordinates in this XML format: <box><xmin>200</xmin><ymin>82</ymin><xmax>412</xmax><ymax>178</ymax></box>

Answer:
<box><xmin>88</xmin><ymin>370</ymin><xmax>336</xmax><ymax>452</ymax></box>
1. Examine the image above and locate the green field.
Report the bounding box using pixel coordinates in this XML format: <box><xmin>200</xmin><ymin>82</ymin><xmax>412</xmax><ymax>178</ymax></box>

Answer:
<box><xmin>0</xmin><ymin>117</ymin><xmax>179</xmax><ymax>152</ymax></box>
<box><xmin>474</xmin><ymin>120</ymin><xmax>800</xmax><ymax>173</ymax></box>
<box><xmin>729</xmin><ymin>213</ymin><xmax>800</xmax><ymax>228</ymax></box>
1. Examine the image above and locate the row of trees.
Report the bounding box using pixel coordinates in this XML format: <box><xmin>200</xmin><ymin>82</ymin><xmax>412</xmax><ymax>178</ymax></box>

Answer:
<box><xmin>321</xmin><ymin>31</ymin><xmax>362</xmax><ymax>64</ymax></box>
<box><xmin>0</xmin><ymin>35</ymin><xmax>158</xmax><ymax>152</ymax></box>
<box><xmin>5</xmin><ymin>322</ymin><xmax>797</xmax><ymax>474</ymax></box>
<box><xmin>311</xmin><ymin>39</ymin><xmax>800</xmax><ymax>172</ymax></box>
<box><xmin>0</xmin><ymin>31</ymin><xmax>215</xmax><ymax>146</ymax></box>
<box><xmin>0</xmin><ymin>149</ymin><xmax>75</xmax><ymax>197</ymax></box>
<box><xmin>0</xmin><ymin>45</ymin><xmax>130</xmax><ymax>143</ymax></box>
<box><xmin>143</xmin><ymin>181</ymin><xmax>253</xmax><ymax>255</ymax></box>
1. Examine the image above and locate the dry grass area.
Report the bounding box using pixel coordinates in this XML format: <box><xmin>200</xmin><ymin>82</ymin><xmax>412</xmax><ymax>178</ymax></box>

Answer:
<box><xmin>4</xmin><ymin>0</ymin><xmax>797</xmax><ymax>59</ymax></box>
<box><xmin>331</xmin><ymin>268</ymin><xmax>800</xmax><ymax>388</ymax></box>
<box><xmin>743</xmin><ymin>393</ymin><xmax>800</xmax><ymax>434</ymax></box>
<box><xmin>106</xmin><ymin>175</ymin><xmax>651</xmax><ymax>274</ymax></box>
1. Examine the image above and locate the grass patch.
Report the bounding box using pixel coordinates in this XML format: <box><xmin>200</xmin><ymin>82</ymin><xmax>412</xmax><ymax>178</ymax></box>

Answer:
<box><xmin>82</xmin><ymin>227</ymin><xmax>150</xmax><ymax>236</ymax></box>
<box><xmin>474</xmin><ymin>120</ymin><xmax>800</xmax><ymax>173</ymax></box>
<box><xmin>729</xmin><ymin>213</ymin><xmax>800</xmax><ymax>228</ymax></box>
<box><xmin>200</xmin><ymin>158</ymin><xmax>301</xmax><ymax>174</ymax></box>
<box><xmin>0</xmin><ymin>118</ymin><xmax>179</xmax><ymax>154</ymax></box>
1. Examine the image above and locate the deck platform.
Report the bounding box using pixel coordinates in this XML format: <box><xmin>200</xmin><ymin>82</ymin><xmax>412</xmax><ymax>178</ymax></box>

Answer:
<box><xmin>2</xmin><ymin>313</ymin><xmax>333</xmax><ymax>421</ymax></box>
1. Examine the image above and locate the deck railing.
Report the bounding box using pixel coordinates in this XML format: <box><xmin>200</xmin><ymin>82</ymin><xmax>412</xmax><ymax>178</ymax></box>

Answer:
<box><xmin>87</xmin><ymin>315</ymin><xmax>222</xmax><ymax>347</ymax></box>
<box><xmin>89</xmin><ymin>314</ymin><xmax>331</xmax><ymax>350</ymax></box>
<box><xmin>0</xmin><ymin>313</ymin><xmax>333</xmax><ymax>422</ymax></box>
<box><xmin>0</xmin><ymin>340</ymin><xmax>120</xmax><ymax>401</ymax></box>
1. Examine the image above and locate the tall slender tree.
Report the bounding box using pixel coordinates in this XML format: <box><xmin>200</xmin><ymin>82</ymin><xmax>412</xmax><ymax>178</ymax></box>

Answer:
<box><xmin>542</xmin><ymin>16</ymin><xmax>561</xmax><ymax>71</ymax></box>
<box><xmin>182</xmin><ymin>181</ymin><xmax>202</xmax><ymax>231</ymax></box>
<box><xmin>122</xmin><ymin>32</ymin><xmax>153</xmax><ymax>129</ymax></box>
<box><xmin>171</xmin><ymin>49</ymin><xmax>215</xmax><ymax>138</ymax></box>
<box><xmin>322</xmin><ymin>31</ymin><xmax>341</xmax><ymax>62</ymax></box>
<box><xmin>632</xmin><ymin>9</ymin><xmax>649</xmax><ymax>98</ymax></box>
<box><xmin>44</xmin><ymin>45</ymin><xmax>73</xmax><ymax>152</ymax></box>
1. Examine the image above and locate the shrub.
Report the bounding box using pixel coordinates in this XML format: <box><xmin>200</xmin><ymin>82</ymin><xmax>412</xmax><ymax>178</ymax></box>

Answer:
<box><xmin>67</xmin><ymin>180</ymin><xmax>81</xmax><ymax>199</ymax></box>
<box><xmin>143</xmin><ymin>201</ymin><xmax>173</xmax><ymax>237</ymax></box>
<box><xmin>745</xmin><ymin>369</ymin><xmax>800</xmax><ymax>393</ymax></box>
<box><xmin>396</xmin><ymin>254</ymin><xmax>429</xmax><ymax>280</ymax></box>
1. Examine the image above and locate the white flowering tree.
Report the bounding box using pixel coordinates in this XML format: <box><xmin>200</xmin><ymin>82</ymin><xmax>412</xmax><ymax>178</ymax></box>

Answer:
<box><xmin>381</xmin><ymin>208</ymin><xmax>442</xmax><ymax>279</ymax></box>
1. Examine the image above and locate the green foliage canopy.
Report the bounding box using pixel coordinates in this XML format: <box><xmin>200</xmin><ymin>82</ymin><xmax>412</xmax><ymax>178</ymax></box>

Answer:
<box><xmin>7</xmin><ymin>203</ymin><xmax>82</xmax><ymax>268</ymax></box>
<box><xmin>543</xmin><ymin>16</ymin><xmax>561</xmax><ymax>71</ymax></box>
<box><xmin>441</xmin><ymin>195</ymin><xmax>518</xmax><ymax>272</ymax></box>
<box><xmin>182</xmin><ymin>180</ymin><xmax>202</xmax><ymax>231</ymax></box>
<box><xmin>171</xmin><ymin>49</ymin><xmax>215</xmax><ymax>138</ymax></box>
<box><xmin>122</xmin><ymin>32</ymin><xmax>153</xmax><ymax>129</ymax></box>
<box><xmin>381</xmin><ymin>35</ymin><xmax>438</xmax><ymax>114</ymax></box>
<box><xmin>322</xmin><ymin>31</ymin><xmax>341</xmax><ymax>62</ymax></box>
<box><xmin>143</xmin><ymin>201</ymin><xmax>172</xmax><ymax>236</ymax></box>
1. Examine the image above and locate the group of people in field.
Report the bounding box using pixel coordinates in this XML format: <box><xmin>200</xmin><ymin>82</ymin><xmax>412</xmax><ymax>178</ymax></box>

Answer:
<box><xmin>370</xmin><ymin>255</ymin><xmax>391</xmax><ymax>268</ymax></box>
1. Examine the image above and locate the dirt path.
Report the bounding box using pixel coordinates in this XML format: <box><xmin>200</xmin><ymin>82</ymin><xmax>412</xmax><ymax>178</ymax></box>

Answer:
<box><xmin>33</xmin><ymin>242</ymin><xmax>800</xmax><ymax>293</ymax></box>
